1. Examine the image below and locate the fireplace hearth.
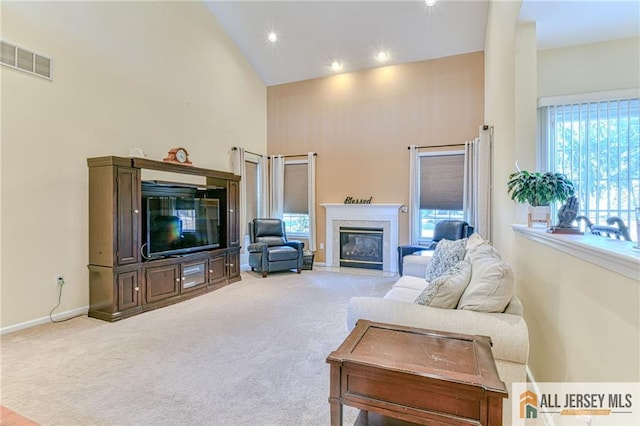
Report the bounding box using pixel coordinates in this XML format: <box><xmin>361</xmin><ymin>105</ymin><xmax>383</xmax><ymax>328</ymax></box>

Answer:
<box><xmin>339</xmin><ymin>227</ymin><xmax>383</xmax><ymax>270</ymax></box>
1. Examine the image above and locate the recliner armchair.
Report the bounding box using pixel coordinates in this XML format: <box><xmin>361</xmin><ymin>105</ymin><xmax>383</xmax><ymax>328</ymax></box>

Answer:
<box><xmin>398</xmin><ymin>219</ymin><xmax>474</xmax><ymax>275</ymax></box>
<box><xmin>248</xmin><ymin>218</ymin><xmax>305</xmax><ymax>278</ymax></box>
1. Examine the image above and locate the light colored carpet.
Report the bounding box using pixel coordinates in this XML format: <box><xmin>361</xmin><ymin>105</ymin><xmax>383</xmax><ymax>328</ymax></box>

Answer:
<box><xmin>1</xmin><ymin>268</ymin><xmax>396</xmax><ymax>425</ymax></box>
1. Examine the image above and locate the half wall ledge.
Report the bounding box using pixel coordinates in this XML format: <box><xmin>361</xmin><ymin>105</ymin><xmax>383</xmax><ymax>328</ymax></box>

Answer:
<box><xmin>511</xmin><ymin>224</ymin><xmax>640</xmax><ymax>281</ymax></box>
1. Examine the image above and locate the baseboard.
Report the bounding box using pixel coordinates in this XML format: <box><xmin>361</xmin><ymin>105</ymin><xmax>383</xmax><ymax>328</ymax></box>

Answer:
<box><xmin>526</xmin><ymin>365</ymin><xmax>555</xmax><ymax>426</ymax></box>
<box><xmin>240</xmin><ymin>262</ymin><xmax>328</xmax><ymax>271</ymax></box>
<box><xmin>1</xmin><ymin>306</ymin><xmax>89</xmax><ymax>335</ymax></box>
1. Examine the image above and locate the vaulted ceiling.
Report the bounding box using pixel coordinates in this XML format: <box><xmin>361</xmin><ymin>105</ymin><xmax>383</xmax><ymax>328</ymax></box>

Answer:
<box><xmin>205</xmin><ymin>1</ymin><xmax>640</xmax><ymax>87</ymax></box>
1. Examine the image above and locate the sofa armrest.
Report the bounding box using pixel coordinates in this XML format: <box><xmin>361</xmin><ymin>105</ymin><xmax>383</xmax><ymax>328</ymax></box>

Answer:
<box><xmin>286</xmin><ymin>240</ymin><xmax>305</xmax><ymax>268</ymax></box>
<box><xmin>247</xmin><ymin>242</ymin><xmax>267</xmax><ymax>253</ymax></box>
<box><xmin>398</xmin><ymin>245</ymin><xmax>430</xmax><ymax>257</ymax></box>
<box><xmin>346</xmin><ymin>297</ymin><xmax>529</xmax><ymax>365</ymax></box>
<box><xmin>285</xmin><ymin>240</ymin><xmax>304</xmax><ymax>252</ymax></box>
<box><xmin>398</xmin><ymin>245</ymin><xmax>432</xmax><ymax>275</ymax></box>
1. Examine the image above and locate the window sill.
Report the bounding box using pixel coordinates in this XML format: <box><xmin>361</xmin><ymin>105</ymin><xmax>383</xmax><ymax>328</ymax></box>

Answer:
<box><xmin>287</xmin><ymin>233</ymin><xmax>309</xmax><ymax>239</ymax></box>
<box><xmin>511</xmin><ymin>224</ymin><xmax>640</xmax><ymax>281</ymax></box>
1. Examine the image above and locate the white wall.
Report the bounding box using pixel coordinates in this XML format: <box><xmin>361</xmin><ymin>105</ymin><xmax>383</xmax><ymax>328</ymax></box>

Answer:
<box><xmin>514</xmin><ymin>22</ymin><xmax>538</xmax><ymax>220</ymax></box>
<box><xmin>484</xmin><ymin>0</ymin><xmax>521</xmax><ymax>256</ymax></box>
<box><xmin>484</xmin><ymin>1</ymin><xmax>640</xmax><ymax>385</ymax></box>
<box><xmin>520</xmin><ymin>36</ymin><xmax>640</xmax><ymax>382</ymax></box>
<box><xmin>0</xmin><ymin>2</ymin><xmax>266</xmax><ymax>330</ymax></box>
<box><xmin>513</xmin><ymin>236</ymin><xmax>640</xmax><ymax>382</ymax></box>
<box><xmin>538</xmin><ymin>37</ymin><xmax>640</xmax><ymax>98</ymax></box>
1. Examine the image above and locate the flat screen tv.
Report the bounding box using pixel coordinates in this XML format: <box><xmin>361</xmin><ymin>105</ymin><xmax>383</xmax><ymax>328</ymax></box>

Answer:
<box><xmin>142</xmin><ymin>185</ymin><xmax>221</xmax><ymax>258</ymax></box>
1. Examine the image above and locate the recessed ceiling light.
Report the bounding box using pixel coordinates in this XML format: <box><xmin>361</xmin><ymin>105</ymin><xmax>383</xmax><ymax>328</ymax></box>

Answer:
<box><xmin>375</xmin><ymin>51</ymin><xmax>389</xmax><ymax>62</ymax></box>
<box><xmin>425</xmin><ymin>0</ymin><xmax>438</xmax><ymax>6</ymax></box>
<box><xmin>267</xmin><ymin>32</ymin><xmax>278</xmax><ymax>43</ymax></box>
<box><xmin>331</xmin><ymin>61</ymin><xmax>342</xmax><ymax>71</ymax></box>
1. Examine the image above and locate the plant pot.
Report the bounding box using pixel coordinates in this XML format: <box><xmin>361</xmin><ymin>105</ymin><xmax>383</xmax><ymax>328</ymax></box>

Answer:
<box><xmin>527</xmin><ymin>205</ymin><xmax>551</xmax><ymax>228</ymax></box>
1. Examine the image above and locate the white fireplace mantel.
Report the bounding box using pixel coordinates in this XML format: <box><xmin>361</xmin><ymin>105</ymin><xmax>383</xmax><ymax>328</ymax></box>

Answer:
<box><xmin>322</xmin><ymin>203</ymin><xmax>402</xmax><ymax>273</ymax></box>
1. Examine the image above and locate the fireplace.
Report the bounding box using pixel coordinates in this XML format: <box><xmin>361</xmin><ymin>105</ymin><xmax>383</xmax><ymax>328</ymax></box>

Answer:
<box><xmin>322</xmin><ymin>203</ymin><xmax>402</xmax><ymax>273</ymax></box>
<box><xmin>339</xmin><ymin>227</ymin><xmax>383</xmax><ymax>270</ymax></box>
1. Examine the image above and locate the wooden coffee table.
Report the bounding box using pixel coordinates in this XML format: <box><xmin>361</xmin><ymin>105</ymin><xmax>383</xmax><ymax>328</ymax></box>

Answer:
<box><xmin>326</xmin><ymin>320</ymin><xmax>507</xmax><ymax>425</ymax></box>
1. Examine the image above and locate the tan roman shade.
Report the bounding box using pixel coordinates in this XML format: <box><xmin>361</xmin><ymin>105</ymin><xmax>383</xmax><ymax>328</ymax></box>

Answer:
<box><xmin>284</xmin><ymin>162</ymin><xmax>308</xmax><ymax>214</ymax></box>
<box><xmin>419</xmin><ymin>154</ymin><xmax>464</xmax><ymax>211</ymax></box>
<box><xmin>245</xmin><ymin>160</ymin><xmax>258</xmax><ymax>222</ymax></box>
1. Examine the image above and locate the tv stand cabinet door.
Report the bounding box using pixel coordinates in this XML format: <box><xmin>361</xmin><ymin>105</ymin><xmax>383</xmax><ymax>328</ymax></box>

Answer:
<box><xmin>116</xmin><ymin>167</ymin><xmax>140</xmax><ymax>265</ymax></box>
<box><xmin>145</xmin><ymin>262</ymin><xmax>180</xmax><ymax>303</ymax></box>
<box><xmin>208</xmin><ymin>251</ymin><xmax>227</xmax><ymax>287</ymax></box>
<box><xmin>117</xmin><ymin>268</ymin><xmax>141</xmax><ymax>311</ymax></box>
<box><xmin>180</xmin><ymin>258</ymin><xmax>208</xmax><ymax>292</ymax></box>
<box><xmin>227</xmin><ymin>247</ymin><xmax>241</xmax><ymax>283</ymax></box>
<box><xmin>227</xmin><ymin>180</ymin><xmax>240</xmax><ymax>247</ymax></box>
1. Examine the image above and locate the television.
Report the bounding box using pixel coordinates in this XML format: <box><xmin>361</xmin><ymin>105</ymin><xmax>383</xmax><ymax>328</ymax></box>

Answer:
<box><xmin>142</xmin><ymin>182</ymin><xmax>221</xmax><ymax>258</ymax></box>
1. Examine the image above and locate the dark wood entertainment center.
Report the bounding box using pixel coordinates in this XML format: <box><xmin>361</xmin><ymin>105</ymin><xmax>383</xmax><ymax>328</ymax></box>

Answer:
<box><xmin>87</xmin><ymin>156</ymin><xmax>241</xmax><ymax>322</ymax></box>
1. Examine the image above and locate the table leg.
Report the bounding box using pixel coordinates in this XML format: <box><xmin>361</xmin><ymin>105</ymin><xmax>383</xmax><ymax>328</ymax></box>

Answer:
<box><xmin>487</xmin><ymin>396</ymin><xmax>504</xmax><ymax>426</ymax></box>
<box><xmin>328</xmin><ymin>364</ymin><xmax>343</xmax><ymax>426</ymax></box>
<box><xmin>329</xmin><ymin>399</ymin><xmax>343</xmax><ymax>426</ymax></box>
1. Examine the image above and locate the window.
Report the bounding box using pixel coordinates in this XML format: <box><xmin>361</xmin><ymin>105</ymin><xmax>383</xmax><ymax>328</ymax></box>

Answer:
<box><xmin>283</xmin><ymin>161</ymin><xmax>309</xmax><ymax>235</ymax></box>
<box><xmin>417</xmin><ymin>152</ymin><xmax>464</xmax><ymax>243</ymax></box>
<box><xmin>176</xmin><ymin>209</ymin><xmax>195</xmax><ymax>231</ymax></box>
<box><xmin>174</xmin><ymin>198</ymin><xmax>196</xmax><ymax>231</ymax></box>
<box><xmin>244</xmin><ymin>159</ymin><xmax>259</xmax><ymax>223</ymax></box>
<box><xmin>542</xmin><ymin>96</ymin><xmax>639</xmax><ymax>240</ymax></box>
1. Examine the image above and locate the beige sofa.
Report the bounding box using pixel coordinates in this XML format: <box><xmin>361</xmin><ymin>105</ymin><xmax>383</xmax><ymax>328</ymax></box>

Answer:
<box><xmin>346</xmin><ymin>235</ymin><xmax>529</xmax><ymax>424</ymax></box>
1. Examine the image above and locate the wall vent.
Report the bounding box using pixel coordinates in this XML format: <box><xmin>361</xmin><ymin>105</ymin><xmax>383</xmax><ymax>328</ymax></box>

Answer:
<box><xmin>0</xmin><ymin>40</ymin><xmax>52</xmax><ymax>80</ymax></box>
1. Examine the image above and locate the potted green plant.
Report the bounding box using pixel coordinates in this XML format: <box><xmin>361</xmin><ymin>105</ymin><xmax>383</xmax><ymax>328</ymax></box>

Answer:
<box><xmin>507</xmin><ymin>170</ymin><xmax>575</xmax><ymax>227</ymax></box>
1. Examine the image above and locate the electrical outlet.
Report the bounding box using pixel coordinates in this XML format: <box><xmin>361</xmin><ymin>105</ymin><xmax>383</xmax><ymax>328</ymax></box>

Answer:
<box><xmin>56</xmin><ymin>275</ymin><xmax>65</xmax><ymax>287</ymax></box>
<box><xmin>319</xmin><ymin>243</ymin><xmax>324</xmax><ymax>250</ymax></box>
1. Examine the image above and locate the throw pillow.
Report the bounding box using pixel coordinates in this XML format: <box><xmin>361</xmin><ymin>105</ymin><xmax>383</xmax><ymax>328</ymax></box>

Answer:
<box><xmin>464</xmin><ymin>233</ymin><xmax>489</xmax><ymax>260</ymax></box>
<box><xmin>457</xmin><ymin>251</ymin><xmax>515</xmax><ymax>313</ymax></box>
<box><xmin>424</xmin><ymin>238</ymin><xmax>467</xmax><ymax>282</ymax></box>
<box><xmin>465</xmin><ymin>243</ymin><xmax>502</xmax><ymax>264</ymax></box>
<box><xmin>415</xmin><ymin>260</ymin><xmax>472</xmax><ymax>309</ymax></box>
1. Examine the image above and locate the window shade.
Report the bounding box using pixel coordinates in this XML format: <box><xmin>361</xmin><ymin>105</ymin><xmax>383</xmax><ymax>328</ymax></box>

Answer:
<box><xmin>284</xmin><ymin>163</ymin><xmax>308</xmax><ymax>214</ymax></box>
<box><xmin>419</xmin><ymin>154</ymin><xmax>464</xmax><ymax>210</ymax></box>
<box><xmin>545</xmin><ymin>98</ymin><xmax>640</xmax><ymax>235</ymax></box>
<box><xmin>245</xmin><ymin>160</ymin><xmax>258</xmax><ymax>222</ymax></box>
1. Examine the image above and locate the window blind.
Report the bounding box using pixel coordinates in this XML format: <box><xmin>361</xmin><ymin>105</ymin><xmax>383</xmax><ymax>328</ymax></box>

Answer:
<box><xmin>245</xmin><ymin>160</ymin><xmax>258</xmax><ymax>222</ymax></box>
<box><xmin>419</xmin><ymin>154</ymin><xmax>464</xmax><ymax>210</ymax></box>
<box><xmin>544</xmin><ymin>97</ymin><xmax>639</xmax><ymax>235</ymax></box>
<box><xmin>284</xmin><ymin>163</ymin><xmax>308</xmax><ymax>214</ymax></box>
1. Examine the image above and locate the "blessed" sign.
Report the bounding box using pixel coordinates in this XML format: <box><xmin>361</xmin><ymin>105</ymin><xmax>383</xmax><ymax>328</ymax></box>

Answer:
<box><xmin>344</xmin><ymin>196</ymin><xmax>373</xmax><ymax>204</ymax></box>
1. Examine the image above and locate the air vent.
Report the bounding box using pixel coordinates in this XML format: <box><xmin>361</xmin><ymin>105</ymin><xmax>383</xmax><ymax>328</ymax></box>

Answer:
<box><xmin>0</xmin><ymin>40</ymin><xmax>52</xmax><ymax>80</ymax></box>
